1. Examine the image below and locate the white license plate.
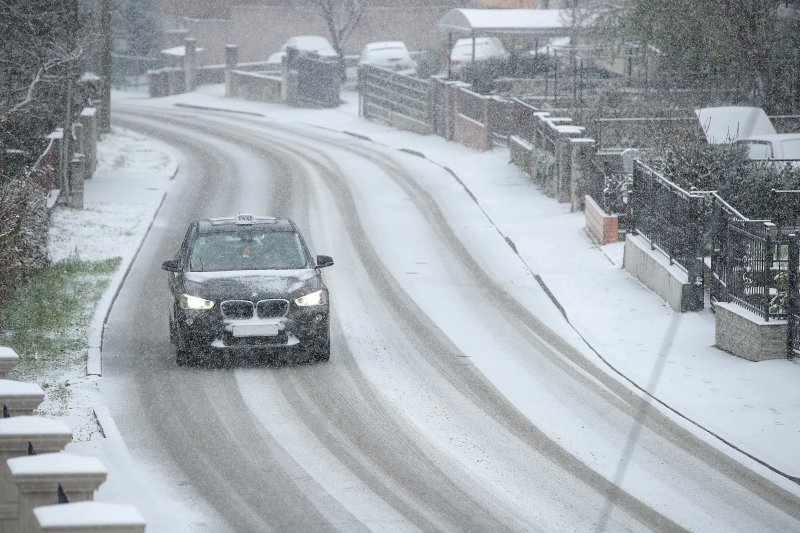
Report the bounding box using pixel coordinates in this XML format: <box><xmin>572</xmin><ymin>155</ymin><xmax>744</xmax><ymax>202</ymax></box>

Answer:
<box><xmin>232</xmin><ymin>323</ymin><xmax>279</xmax><ymax>337</ymax></box>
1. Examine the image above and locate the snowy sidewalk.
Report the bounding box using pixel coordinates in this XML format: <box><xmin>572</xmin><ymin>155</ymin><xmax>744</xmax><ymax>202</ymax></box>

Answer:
<box><xmin>112</xmin><ymin>85</ymin><xmax>800</xmax><ymax>481</ymax></box>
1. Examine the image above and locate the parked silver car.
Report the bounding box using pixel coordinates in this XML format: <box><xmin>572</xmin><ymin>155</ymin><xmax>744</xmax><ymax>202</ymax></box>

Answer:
<box><xmin>268</xmin><ymin>35</ymin><xmax>338</xmax><ymax>64</ymax></box>
<box><xmin>358</xmin><ymin>41</ymin><xmax>417</xmax><ymax>76</ymax></box>
<box><xmin>449</xmin><ymin>36</ymin><xmax>510</xmax><ymax>74</ymax></box>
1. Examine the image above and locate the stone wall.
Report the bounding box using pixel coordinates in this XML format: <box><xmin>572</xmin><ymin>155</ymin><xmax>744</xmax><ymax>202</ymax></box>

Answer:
<box><xmin>714</xmin><ymin>302</ymin><xmax>787</xmax><ymax>361</ymax></box>
<box><xmin>623</xmin><ymin>233</ymin><xmax>701</xmax><ymax>312</ymax></box>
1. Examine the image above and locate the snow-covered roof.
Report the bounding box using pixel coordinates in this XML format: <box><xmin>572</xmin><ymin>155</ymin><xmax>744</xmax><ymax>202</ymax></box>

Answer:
<box><xmin>438</xmin><ymin>8</ymin><xmax>576</xmax><ymax>35</ymax></box>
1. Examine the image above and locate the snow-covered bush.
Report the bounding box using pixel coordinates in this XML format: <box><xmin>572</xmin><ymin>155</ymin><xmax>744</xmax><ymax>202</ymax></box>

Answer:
<box><xmin>0</xmin><ymin>174</ymin><xmax>50</xmax><ymax>307</ymax></box>
<box><xmin>531</xmin><ymin>146</ymin><xmax>557</xmax><ymax>186</ymax></box>
<box><xmin>657</xmin><ymin>142</ymin><xmax>800</xmax><ymax>223</ymax></box>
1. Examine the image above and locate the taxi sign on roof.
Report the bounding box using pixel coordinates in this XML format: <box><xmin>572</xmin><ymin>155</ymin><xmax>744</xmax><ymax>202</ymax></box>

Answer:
<box><xmin>235</xmin><ymin>214</ymin><xmax>255</xmax><ymax>225</ymax></box>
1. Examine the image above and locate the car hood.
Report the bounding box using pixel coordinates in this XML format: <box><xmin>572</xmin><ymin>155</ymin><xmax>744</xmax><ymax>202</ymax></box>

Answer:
<box><xmin>182</xmin><ymin>269</ymin><xmax>320</xmax><ymax>300</ymax></box>
<box><xmin>695</xmin><ymin>106</ymin><xmax>777</xmax><ymax>144</ymax></box>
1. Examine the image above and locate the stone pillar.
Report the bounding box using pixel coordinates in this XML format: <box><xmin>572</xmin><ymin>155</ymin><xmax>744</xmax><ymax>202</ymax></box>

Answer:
<box><xmin>68</xmin><ymin>154</ymin><xmax>85</xmax><ymax>209</ymax></box>
<box><xmin>569</xmin><ymin>138</ymin><xmax>596</xmax><ymax>212</ymax></box>
<box><xmin>0</xmin><ymin>417</ymin><xmax>72</xmax><ymax>531</ymax></box>
<box><xmin>0</xmin><ymin>348</ymin><xmax>18</xmax><ymax>380</ymax></box>
<box><xmin>0</xmin><ymin>380</ymin><xmax>44</xmax><ymax>417</ymax></box>
<box><xmin>184</xmin><ymin>38</ymin><xmax>197</xmax><ymax>93</ymax></box>
<box><xmin>8</xmin><ymin>453</ymin><xmax>107</xmax><ymax>533</ymax></box>
<box><xmin>224</xmin><ymin>44</ymin><xmax>238</xmax><ymax>97</ymax></box>
<box><xmin>282</xmin><ymin>47</ymin><xmax>297</xmax><ymax>103</ymax></box>
<box><xmin>35</xmin><ymin>502</ymin><xmax>146</xmax><ymax>533</ymax></box>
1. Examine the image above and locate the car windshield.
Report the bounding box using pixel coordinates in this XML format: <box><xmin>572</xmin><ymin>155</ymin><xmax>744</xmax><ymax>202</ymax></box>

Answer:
<box><xmin>365</xmin><ymin>47</ymin><xmax>411</xmax><ymax>63</ymax></box>
<box><xmin>189</xmin><ymin>231</ymin><xmax>307</xmax><ymax>271</ymax></box>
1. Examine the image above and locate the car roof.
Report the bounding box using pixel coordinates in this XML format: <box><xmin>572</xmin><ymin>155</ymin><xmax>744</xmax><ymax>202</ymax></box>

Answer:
<box><xmin>196</xmin><ymin>215</ymin><xmax>297</xmax><ymax>234</ymax></box>
<box><xmin>363</xmin><ymin>41</ymin><xmax>408</xmax><ymax>51</ymax></box>
<box><xmin>282</xmin><ymin>35</ymin><xmax>336</xmax><ymax>53</ymax></box>
<box><xmin>695</xmin><ymin>106</ymin><xmax>777</xmax><ymax>144</ymax></box>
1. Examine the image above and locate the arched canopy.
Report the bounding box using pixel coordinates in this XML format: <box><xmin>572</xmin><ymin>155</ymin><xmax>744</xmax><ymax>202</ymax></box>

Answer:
<box><xmin>438</xmin><ymin>8</ymin><xmax>575</xmax><ymax>37</ymax></box>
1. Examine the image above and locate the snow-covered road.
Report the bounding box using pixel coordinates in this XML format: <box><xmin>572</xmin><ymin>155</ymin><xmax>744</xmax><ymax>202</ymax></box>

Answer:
<box><xmin>84</xmin><ymin>97</ymin><xmax>800</xmax><ymax>532</ymax></box>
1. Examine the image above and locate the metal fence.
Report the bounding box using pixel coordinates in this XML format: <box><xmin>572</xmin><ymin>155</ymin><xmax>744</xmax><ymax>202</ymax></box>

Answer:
<box><xmin>358</xmin><ymin>64</ymin><xmax>430</xmax><ymax>125</ymax></box>
<box><xmin>630</xmin><ymin>161</ymin><xmax>707</xmax><ymax>280</ymax></box>
<box><xmin>709</xmin><ymin>193</ymin><xmax>800</xmax><ymax>323</ymax></box>
<box><xmin>458</xmin><ymin>88</ymin><xmax>485</xmax><ymax>123</ymax></box>
<box><xmin>585</xmin><ymin>156</ymin><xmax>628</xmax><ymax>217</ymax></box>
<box><xmin>592</xmin><ymin>117</ymin><xmax>702</xmax><ymax>151</ymax></box>
<box><xmin>711</xmin><ymin>214</ymin><xmax>780</xmax><ymax>320</ymax></box>
<box><xmin>787</xmin><ymin>236</ymin><xmax>800</xmax><ymax>358</ymax></box>
<box><xmin>487</xmin><ymin>96</ymin><xmax>513</xmax><ymax>146</ymax></box>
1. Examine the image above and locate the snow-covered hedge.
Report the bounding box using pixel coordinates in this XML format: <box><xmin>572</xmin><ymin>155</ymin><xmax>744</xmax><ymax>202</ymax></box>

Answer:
<box><xmin>0</xmin><ymin>174</ymin><xmax>49</xmax><ymax>306</ymax></box>
<box><xmin>531</xmin><ymin>146</ymin><xmax>557</xmax><ymax>185</ymax></box>
<box><xmin>658</xmin><ymin>143</ymin><xmax>800</xmax><ymax>223</ymax></box>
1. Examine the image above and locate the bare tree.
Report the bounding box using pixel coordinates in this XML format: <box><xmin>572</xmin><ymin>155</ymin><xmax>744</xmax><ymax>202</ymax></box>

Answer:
<box><xmin>315</xmin><ymin>0</ymin><xmax>367</xmax><ymax>57</ymax></box>
<box><xmin>0</xmin><ymin>0</ymin><xmax>85</xmax><ymax>180</ymax></box>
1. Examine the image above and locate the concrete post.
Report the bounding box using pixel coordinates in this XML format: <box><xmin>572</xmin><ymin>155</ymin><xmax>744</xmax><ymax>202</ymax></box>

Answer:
<box><xmin>0</xmin><ymin>348</ymin><xmax>18</xmax><ymax>380</ymax></box>
<box><xmin>569</xmin><ymin>138</ymin><xmax>596</xmax><ymax>212</ymax></box>
<box><xmin>68</xmin><ymin>154</ymin><xmax>85</xmax><ymax>209</ymax></box>
<box><xmin>554</xmin><ymin>135</ymin><xmax>570</xmax><ymax>200</ymax></box>
<box><xmin>72</xmin><ymin>123</ymin><xmax>84</xmax><ymax>167</ymax></box>
<box><xmin>78</xmin><ymin>108</ymin><xmax>97</xmax><ymax>176</ymax></box>
<box><xmin>0</xmin><ymin>380</ymin><xmax>44</xmax><ymax>417</ymax></box>
<box><xmin>530</xmin><ymin>113</ymin><xmax>549</xmax><ymax>184</ymax></box>
<box><xmin>282</xmin><ymin>47</ymin><xmax>297</xmax><ymax>103</ymax></box>
<box><xmin>184</xmin><ymin>38</ymin><xmax>197</xmax><ymax>93</ymax></box>
<box><xmin>224</xmin><ymin>44</ymin><xmax>239</xmax><ymax>97</ymax></box>
<box><xmin>35</xmin><ymin>502</ymin><xmax>146</xmax><ymax>533</ymax></box>
<box><xmin>0</xmin><ymin>417</ymin><xmax>72</xmax><ymax>531</ymax></box>
<box><xmin>8</xmin><ymin>453</ymin><xmax>106</xmax><ymax>533</ymax></box>
<box><xmin>482</xmin><ymin>97</ymin><xmax>491</xmax><ymax>150</ymax></box>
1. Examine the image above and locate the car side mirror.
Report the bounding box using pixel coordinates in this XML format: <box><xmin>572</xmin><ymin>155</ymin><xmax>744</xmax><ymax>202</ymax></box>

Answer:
<box><xmin>316</xmin><ymin>255</ymin><xmax>334</xmax><ymax>269</ymax></box>
<box><xmin>161</xmin><ymin>259</ymin><xmax>180</xmax><ymax>272</ymax></box>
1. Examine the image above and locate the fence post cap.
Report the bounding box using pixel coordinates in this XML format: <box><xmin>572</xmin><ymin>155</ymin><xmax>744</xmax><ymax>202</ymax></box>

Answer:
<box><xmin>7</xmin><ymin>452</ymin><xmax>107</xmax><ymax>478</ymax></box>
<box><xmin>0</xmin><ymin>378</ymin><xmax>45</xmax><ymax>400</ymax></box>
<box><xmin>0</xmin><ymin>346</ymin><xmax>19</xmax><ymax>375</ymax></box>
<box><xmin>34</xmin><ymin>502</ymin><xmax>145</xmax><ymax>531</ymax></box>
<box><xmin>0</xmin><ymin>415</ymin><xmax>72</xmax><ymax>435</ymax></box>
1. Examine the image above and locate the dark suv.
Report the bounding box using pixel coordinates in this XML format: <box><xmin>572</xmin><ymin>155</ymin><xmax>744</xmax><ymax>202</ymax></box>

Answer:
<box><xmin>161</xmin><ymin>214</ymin><xmax>333</xmax><ymax>366</ymax></box>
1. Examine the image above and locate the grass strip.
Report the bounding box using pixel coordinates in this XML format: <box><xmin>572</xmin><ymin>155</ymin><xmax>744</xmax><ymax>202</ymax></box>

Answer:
<box><xmin>1</xmin><ymin>256</ymin><xmax>121</xmax><ymax>381</ymax></box>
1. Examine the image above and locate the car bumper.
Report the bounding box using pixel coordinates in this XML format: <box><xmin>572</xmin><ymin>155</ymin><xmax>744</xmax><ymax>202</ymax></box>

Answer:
<box><xmin>174</xmin><ymin>307</ymin><xmax>328</xmax><ymax>351</ymax></box>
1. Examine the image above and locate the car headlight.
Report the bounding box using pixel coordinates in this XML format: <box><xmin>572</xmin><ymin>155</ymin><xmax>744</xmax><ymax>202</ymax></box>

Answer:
<box><xmin>295</xmin><ymin>290</ymin><xmax>327</xmax><ymax>307</ymax></box>
<box><xmin>179</xmin><ymin>294</ymin><xmax>215</xmax><ymax>310</ymax></box>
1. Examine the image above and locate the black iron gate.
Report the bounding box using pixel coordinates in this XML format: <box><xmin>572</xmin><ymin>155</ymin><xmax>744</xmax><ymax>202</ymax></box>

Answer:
<box><xmin>787</xmin><ymin>235</ymin><xmax>800</xmax><ymax>359</ymax></box>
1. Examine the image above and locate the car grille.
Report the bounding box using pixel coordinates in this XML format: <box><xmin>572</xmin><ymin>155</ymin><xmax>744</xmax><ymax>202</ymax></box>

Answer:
<box><xmin>221</xmin><ymin>300</ymin><xmax>254</xmax><ymax>319</ymax></box>
<box><xmin>257</xmin><ymin>299</ymin><xmax>289</xmax><ymax>318</ymax></box>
